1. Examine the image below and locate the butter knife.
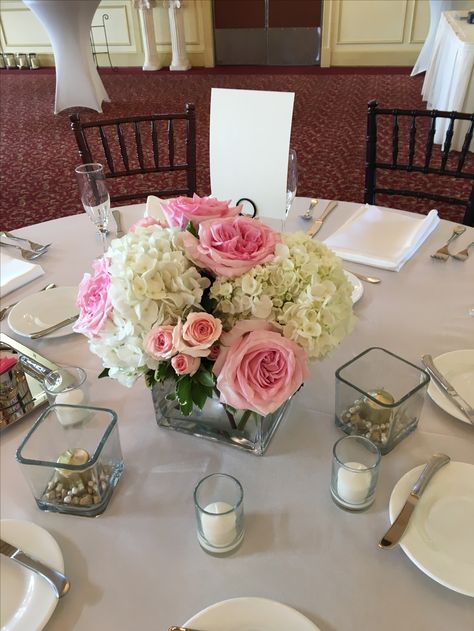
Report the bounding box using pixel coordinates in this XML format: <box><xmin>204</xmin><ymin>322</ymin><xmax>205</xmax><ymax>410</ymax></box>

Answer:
<box><xmin>0</xmin><ymin>538</ymin><xmax>70</xmax><ymax>598</ymax></box>
<box><xmin>307</xmin><ymin>201</ymin><xmax>338</xmax><ymax>237</ymax></box>
<box><xmin>29</xmin><ymin>314</ymin><xmax>79</xmax><ymax>339</ymax></box>
<box><xmin>422</xmin><ymin>354</ymin><xmax>474</xmax><ymax>425</ymax></box>
<box><xmin>378</xmin><ymin>453</ymin><xmax>450</xmax><ymax>549</ymax></box>
<box><xmin>113</xmin><ymin>209</ymin><xmax>125</xmax><ymax>238</ymax></box>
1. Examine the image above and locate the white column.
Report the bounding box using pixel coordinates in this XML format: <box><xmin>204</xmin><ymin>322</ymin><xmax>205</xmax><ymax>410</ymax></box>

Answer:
<box><xmin>164</xmin><ymin>0</ymin><xmax>191</xmax><ymax>71</ymax></box>
<box><xmin>135</xmin><ymin>0</ymin><xmax>161</xmax><ymax>71</ymax></box>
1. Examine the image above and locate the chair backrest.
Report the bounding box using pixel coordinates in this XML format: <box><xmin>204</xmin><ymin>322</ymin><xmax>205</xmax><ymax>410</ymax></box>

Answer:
<box><xmin>70</xmin><ymin>103</ymin><xmax>196</xmax><ymax>203</ymax></box>
<box><xmin>364</xmin><ymin>100</ymin><xmax>474</xmax><ymax>226</ymax></box>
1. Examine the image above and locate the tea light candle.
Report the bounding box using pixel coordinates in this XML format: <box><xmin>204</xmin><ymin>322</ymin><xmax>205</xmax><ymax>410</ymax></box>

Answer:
<box><xmin>56</xmin><ymin>448</ymin><xmax>91</xmax><ymax>482</ymax></box>
<box><xmin>55</xmin><ymin>389</ymin><xmax>88</xmax><ymax>426</ymax></box>
<box><xmin>337</xmin><ymin>461</ymin><xmax>372</xmax><ymax>504</ymax></box>
<box><xmin>362</xmin><ymin>389</ymin><xmax>394</xmax><ymax>425</ymax></box>
<box><xmin>200</xmin><ymin>501</ymin><xmax>237</xmax><ymax>547</ymax></box>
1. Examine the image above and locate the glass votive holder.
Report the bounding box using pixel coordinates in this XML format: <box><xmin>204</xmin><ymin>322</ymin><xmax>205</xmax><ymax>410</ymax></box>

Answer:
<box><xmin>16</xmin><ymin>404</ymin><xmax>124</xmax><ymax>517</ymax></box>
<box><xmin>335</xmin><ymin>347</ymin><xmax>430</xmax><ymax>454</ymax></box>
<box><xmin>194</xmin><ymin>473</ymin><xmax>245</xmax><ymax>555</ymax></box>
<box><xmin>331</xmin><ymin>435</ymin><xmax>381</xmax><ymax>511</ymax></box>
<box><xmin>43</xmin><ymin>365</ymin><xmax>89</xmax><ymax>426</ymax></box>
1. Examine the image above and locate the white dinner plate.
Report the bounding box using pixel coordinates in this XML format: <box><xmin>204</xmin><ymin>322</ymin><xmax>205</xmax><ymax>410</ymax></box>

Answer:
<box><xmin>184</xmin><ymin>597</ymin><xmax>320</xmax><ymax>630</ymax></box>
<box><xmin>427</xmin><ymin>350</ymin><xmax>474</xmax><ymax>425</ymax></box>
<box><xmin>8</xmin><ymin>286</ymin><xmax>78</xmax><ymax>339</ymax></box>
<box><xmin>344</xmin><ymin>270</ymin><xmax>364</xmax><ymax>304</ymax></box>
<box><xmin>0</xmin><ymin>519</ymin><xmax>65</xmax><ymax>630</ymax></box>
<box><xmin>389</xmin><ymin>462</ymin><xmax>474</xmax><ymax>597</ymax></box>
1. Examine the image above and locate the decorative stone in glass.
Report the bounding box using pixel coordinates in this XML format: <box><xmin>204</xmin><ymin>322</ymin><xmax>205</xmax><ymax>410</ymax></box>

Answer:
<box><xmin>16</xmin><ymin>404</ymin><xmax>124</xmax><ymax>517</ymax></box>
<box><xmin>335</xmin><ymin>347</ymin><xmax>430</xmax><ymax>454</ymax></box>
<box><xmin>152</xmin><ymin>381</ymin><xmax>292</xmax><ymax>455</ymax></box>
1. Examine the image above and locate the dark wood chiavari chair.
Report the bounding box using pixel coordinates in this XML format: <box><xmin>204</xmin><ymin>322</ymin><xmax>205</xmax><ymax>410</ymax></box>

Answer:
<box><xmin>69</xmin><ymin>103</ymin><xmax>196</xmax><ymax>203</ymax></box>
<box><xmin>364</xmin><ymin>100</ymin><xmax>474</xmax><ymax>226</ymax></box>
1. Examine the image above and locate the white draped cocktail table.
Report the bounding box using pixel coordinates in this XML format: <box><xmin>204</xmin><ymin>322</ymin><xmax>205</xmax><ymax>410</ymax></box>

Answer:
<box><xmin>23</xmin><ymin>0</ymin><xmax>110</xmax><ymax>114</ymax></box>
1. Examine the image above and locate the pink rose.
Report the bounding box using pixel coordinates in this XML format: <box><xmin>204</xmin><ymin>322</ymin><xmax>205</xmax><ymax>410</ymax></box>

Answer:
<box><xmin>172</xmin><ymin>313</ymin><xmax>222</xmax><ymax>357</ymax></box>
<box><xmin>73</xmin><ymin>257</ymin><xmax>112</xmax><ymax>338</ymax></box>
<box><xmin>144</xmin><ymin>325</ymin><xmax>176</xmax><ymax>360</ymax></box>
<box><xmin>213</xmin><ymin>320</ymin><xmax>309</xmax><ymax>416</ymax></box>
<box><xmin>171</xmin><ymin>353</ymin><xmax>201</xmax><ymax>376</ymax></box>
<box><xmin>162</xmin><ymin>194</ymin><xmax>241</xmax><ymax>230</ymax></box>
<box><xmin>129</xmin><ymin>217</ymin><xmax>166</xmax><ymax>232</ymax></box>
<box><xmin>180</xmin><ymin>216</ymin><xmax>280</xmax><ymax>278</ymax></box>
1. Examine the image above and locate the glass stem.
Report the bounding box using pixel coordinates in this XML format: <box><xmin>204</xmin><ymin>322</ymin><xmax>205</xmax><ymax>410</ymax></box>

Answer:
<box><xmin>98</xmin><ymin>228</ymin><xmax>108</xmax><ymax>254</ymax></box>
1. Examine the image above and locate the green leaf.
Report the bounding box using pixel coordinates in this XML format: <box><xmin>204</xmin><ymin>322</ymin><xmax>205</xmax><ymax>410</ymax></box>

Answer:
<box><xmin>185</xmin><ymin>220</ymin><xmax>198</xmax><ymax>238</ymax></box>
<box><xmin>191</xmin><ymin>381</ymin><xmax>208</xmax><ymax>410</ymax></box>
<box><xmin>145</xmin><ymin>369</ymin><xmax>156</xmax><ymax>389</ymax></box>
<box><xmin>98</xmin><ymin>368</ymin><xmax>110</xmax><ymax>379</ymax></box>
<box><xmin>165</xmin><ymin>392</ymin><xmax>176</xmax><ymax>401</ymax></box>
<box><xmin>154</xmin><ymin>361</ymin><xmax>172</xmax><ymax>383</ymax></box>
<box><xmin>176</xmin><ymin>376</ymin><xmax>193</xmax><ymax>415</ymax></box>
<box><xmin>195</xmin><ymin>368</ymin><xmax>215</xmax><ymax>388</ymax></box>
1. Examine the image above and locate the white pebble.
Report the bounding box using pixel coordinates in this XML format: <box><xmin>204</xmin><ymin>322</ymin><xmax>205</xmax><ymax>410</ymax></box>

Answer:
<box><xmin>63</xmin><ymin>495</ymin><xmax>72</xmax><ymax>504</ymax></box>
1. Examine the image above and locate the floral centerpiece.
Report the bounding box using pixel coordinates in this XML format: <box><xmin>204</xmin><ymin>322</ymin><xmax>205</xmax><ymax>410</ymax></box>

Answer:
<box><xmin>74</xmin><ymin>195</ymin><xmax>355</xmax><ymax>454</ymax></box>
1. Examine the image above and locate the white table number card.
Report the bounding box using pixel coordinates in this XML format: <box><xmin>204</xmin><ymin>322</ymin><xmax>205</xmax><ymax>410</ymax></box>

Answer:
<box><xmin>210</xmin><ymin>88</ymin><xmax>295</xmax><ymax>220</ymax></box>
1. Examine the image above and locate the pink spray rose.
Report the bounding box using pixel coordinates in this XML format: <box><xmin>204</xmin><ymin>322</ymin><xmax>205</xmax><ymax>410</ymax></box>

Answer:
<box><xmin>172</xmin><ymin>313</ymin><xmax>222</xmax><ymax>358</ymax></box>
<box><xmin>162</xmin><ymin>194</ymin><xmax>241</xmax><ymax>230</ymax></box>
<box><xmin>129</xmin><ymin>216</ymin><xmax>166</xmax><ymax>232</ymax></box>
<box><xmin>180</xmin><ymin>216</ymin><xmax>280</xmax><ymax>278</ymax></box>
<box><xmin>171</xmin><ymin>353</ymin><xmax>201</xmax><ymax>377</ymax></box>
<box><xmin>213</xmin><ymin>319</ymin><xmax>309</xmax><ymax>416</ymax></box>
<box><xmin>73</xmin><ymin>257</ymin><xmax>112</xmax><ymax>338</ymax></box>
<box><xmin>144</xmin><ymin>325</ymin><xmax>176</xmax><ymax>360</ymax></box>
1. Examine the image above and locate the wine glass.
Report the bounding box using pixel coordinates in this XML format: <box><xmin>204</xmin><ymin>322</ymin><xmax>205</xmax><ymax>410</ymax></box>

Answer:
<box><xmin>75</xmin><ymin>163</ymin><xmax>111</xmax><ymax>254</ymax></box>
<box><xmin>286</xmin><ymin>149</ymin><xmax>298</xmax><ymax>217</ymax></box>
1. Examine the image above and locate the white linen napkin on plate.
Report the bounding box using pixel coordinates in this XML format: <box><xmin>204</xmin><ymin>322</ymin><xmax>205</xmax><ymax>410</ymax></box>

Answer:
<box><xmin>324</xmin><ymin>205</ymin><xmax>440</xmax><ymax>271</ymax></box>
<box><xmin>144</xmin><ymin>195</ymin><xmax>167</xmax><ymax>223</ymax></box>
<box><xmin>0</xmin><ymin>251</ymin><xmax>44</xmax><ymax>297</ymax></box>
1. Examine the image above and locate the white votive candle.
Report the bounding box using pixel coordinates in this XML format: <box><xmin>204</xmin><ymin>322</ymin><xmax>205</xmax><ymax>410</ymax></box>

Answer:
<box><xmin>55</xmin><ymin>389</ymin><xmax>88</xmax><ymax>426</ymax></box>
<box><xmin>337</xmin><ymin>461</ymin><xmax>372</xmax><ymax>504</ymax></box>
<box><xmin>201</xmin><ymin>501</ymin><xmax>237</xmax><ymax>547</ymax></box>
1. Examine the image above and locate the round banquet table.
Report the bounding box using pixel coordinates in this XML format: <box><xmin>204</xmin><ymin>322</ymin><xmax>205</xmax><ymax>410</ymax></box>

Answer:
<box><xmin>0</xmin><ymin>198</ymin><xmax>473</xmax><ymax>631</ymax></box>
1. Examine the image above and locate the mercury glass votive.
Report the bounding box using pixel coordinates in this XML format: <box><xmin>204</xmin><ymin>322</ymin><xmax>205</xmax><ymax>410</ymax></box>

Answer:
<box><xmin>335</xmin><ymin>347</ymin><xmax>430</xmax><ymax>454</ymax></box>
<box><xmin>194</xmin><ymin>473</ymin><xmax>245</xmax><ymax>555</ymax></box>
<box><xmin>16</xmin><ymin>404</ymin><xmax>124</xmax><ymax>517</ymax></box>
<box><xmin>331</xmin><ymin>435</ymin><xmax>381</xmax><ymax>511</ymax></box>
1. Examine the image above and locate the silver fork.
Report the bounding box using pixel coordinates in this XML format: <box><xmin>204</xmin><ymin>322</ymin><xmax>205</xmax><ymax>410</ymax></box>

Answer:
<box><xmin>0</xmin><ymin>241</ymin><xmax>48</xmax><ymax>260</ymax></box>
<box><xmin>452</xmin><ymin>241</ymin><xmax>474</xmax><ymax>261</ymax></box>
<box><xmin>430</xmin><ymin>225</ymin><xmax>466</xmax><ymax>261</ymax></box>
<box><xmin>0</xmin><ymin>231</ymin><xmax>50</xmax><ymax>253</ymax></box>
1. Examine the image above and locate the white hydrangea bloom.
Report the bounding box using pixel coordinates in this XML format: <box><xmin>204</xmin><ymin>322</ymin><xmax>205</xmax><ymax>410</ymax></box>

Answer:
<box><xmin>88</xmin><ymin>225</ymin><xmax>210</xmax><ymax>385</ymax></box>
<box><xmin>210</xmin><ymin>232</ymin><xmax>355</xmax><ymax>359</ymax></box>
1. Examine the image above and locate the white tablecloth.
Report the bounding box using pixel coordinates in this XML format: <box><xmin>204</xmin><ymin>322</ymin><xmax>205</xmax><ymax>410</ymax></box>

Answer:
<box><xmin>23</xmin><ymin>0</ymin><xmax>110</xmax><ymax>114</ymax></box>
<box><xmin>1</xmin><ymin>199</ymin><xmax>473</xmax><ymax>630</ymax></box>
<box><xmin>422</xmin><ymin>10</ymin><xmax>474</xmax><ymax>152</ymax></box>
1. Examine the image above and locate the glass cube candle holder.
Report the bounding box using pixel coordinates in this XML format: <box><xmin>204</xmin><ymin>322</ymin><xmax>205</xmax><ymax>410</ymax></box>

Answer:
<box><xmin>335</xmin><ymin>347</ymin><xmax>430</xmax><ymax>454</ymax></box>
<box><xmin>16</xmin><ymin>404</ymin><xmax>124</xmax><ymax>517</ymax></box>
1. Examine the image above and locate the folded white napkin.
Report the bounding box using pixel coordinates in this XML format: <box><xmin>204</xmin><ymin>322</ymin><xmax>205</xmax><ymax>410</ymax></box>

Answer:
<box><xmin>324</xmin><ymin>205</ymin><xmax>440</xmax><ymax>271</ymax></box>
<box><xmin>144</xmin><ymin>195</ymin><xmax>167</xmax><ymax>223</ymax></box>
<box><xmin>0</xmin><ymin>251</ymin><xmax>44</xmax><ymax>297</ymax></box>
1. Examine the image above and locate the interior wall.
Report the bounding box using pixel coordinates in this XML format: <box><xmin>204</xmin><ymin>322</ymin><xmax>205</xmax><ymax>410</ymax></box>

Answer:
<box><xmin>321</xmin><ymin>0</ymin><xmax>471</xmax><ymax>67</ymax></box>
<box><xmin>0</xmin><ymin>0</ymin><xmax>215</xmax><ymax>68</ymax></box>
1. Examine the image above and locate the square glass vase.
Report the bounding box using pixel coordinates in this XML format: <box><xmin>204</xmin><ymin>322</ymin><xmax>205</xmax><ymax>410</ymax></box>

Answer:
<box><xmin>152</xmin><ymin>381</ymin><xmax>292</xmax><ymax>455</ymax></box>
<box><xmin>16</xmin><ymin>404</ymin><xmax>124</xmax><ymax>517</ymax></box>
<box><xmin>335</xmin><ymin>347</ymin><xmax>430</xmax><ymax>454</ymax></box>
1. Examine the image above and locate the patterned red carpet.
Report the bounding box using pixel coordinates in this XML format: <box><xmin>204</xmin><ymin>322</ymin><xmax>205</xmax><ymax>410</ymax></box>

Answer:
<box><xmin>0</xmin><ymin>67</ymin><xmax>470</xmax><ymax>230</ymax></box>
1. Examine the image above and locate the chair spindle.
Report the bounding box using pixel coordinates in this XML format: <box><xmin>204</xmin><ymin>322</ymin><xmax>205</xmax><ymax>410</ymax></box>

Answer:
<box><xmin>151</xmin><ymin>120</ymin><xmax>159</xmax><ymax>168</ymax></box>
<box><xmin>392</xmin><ymin>113</ymin><xmax>399</xmax><ymax>166</ymax></box>
<box><xmin>99</xmin><ymin>126</ymin><xmax>115</xmax><ymax>174</ymax></box>
<box><xmin>408</xmin><ymin>114</ymin><xmax>416</xmax><ymax>169</ymax></box>
<box><xmin>441</xmin><ymin>117</ymin><xmax>455</xmax><ymax>169</ymax></box>
<box><xmin>457</xmin><ymin>119</ymin><xmax>473</xmax><ymax>173</ymax></box>
<box><xmin>424</xmin><ymin>115</ymin><xmax>436</xmax><ymax>171</ymax></box>
<box><xmin>117</xmin><ymin>123</ymin><xmax>130</xmax><ymax>172</ymax></box>
<box><xmin>134</xmin><ymin>121</ymin><xmax>145</xmax><ymax>170</ymax></box>
<box><xmin>168</xmin><ymin>120</ymin><xmax>174</xmax><ymax>167</ymax></box>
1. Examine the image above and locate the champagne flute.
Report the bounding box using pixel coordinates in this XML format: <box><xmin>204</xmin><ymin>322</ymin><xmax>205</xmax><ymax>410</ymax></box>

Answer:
<box><xmin>286</xmin><ymin>149</ymin><xmax>298</xmax><ymax>217</ymax></box>
<box><xmin>75</xmin><ymin>163</ymin><xmax>110</xmax><ymax>254</ymax></box>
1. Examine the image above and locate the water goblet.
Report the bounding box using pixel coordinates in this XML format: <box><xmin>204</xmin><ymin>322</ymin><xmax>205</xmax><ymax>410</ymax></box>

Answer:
<box><xmin>75</xmin><ymin>163</ymin><xmax>110</xmax><ymax>254</ymax></box>
<box><xmin>286</xmin><ymin>149</ymin><xmax>298</xmax><ymax>217</ymax></box>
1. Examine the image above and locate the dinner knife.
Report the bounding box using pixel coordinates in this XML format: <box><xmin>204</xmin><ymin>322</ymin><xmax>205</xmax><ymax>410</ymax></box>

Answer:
<box><xmin>113</xmin><ymin>209</ymin><xmax>125</xmax><ymax>238</ymax></box>
<box><xmin>307</xmin><ymin>201</ymin><xmax>338</xmax><ymax>237</ymax></box>
<box><xmin>29</xmin><ymin>314</ymin><xmax>79</xmax><ymax>339</ymax></box>
<box><xmin>378</xmin><ymin>453</ymin><xmax>450</xmax><ymax>549</ymax></box>
<box><xmin>422</xmin><ymin>354</ymin><xmax>474</xmax><ymax>426</ymax></box>
<box><xmin>0</xmin><ymin>538</ymin><xmax>70</xmax><ymax>598</ymax></box>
